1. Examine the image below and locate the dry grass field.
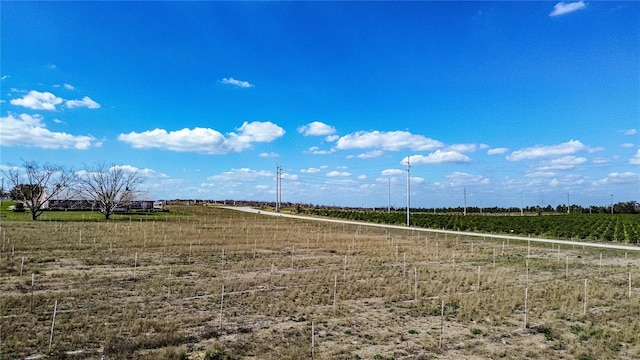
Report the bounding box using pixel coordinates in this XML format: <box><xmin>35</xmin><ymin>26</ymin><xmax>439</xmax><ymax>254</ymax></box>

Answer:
<box><xmin>1</xmin><ymin>205</ymin><xmax>639</xmax><ymax>359</ymax></box>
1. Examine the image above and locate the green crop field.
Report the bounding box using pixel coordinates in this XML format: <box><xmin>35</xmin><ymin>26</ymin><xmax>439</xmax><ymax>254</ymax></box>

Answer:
<box><xmin>1</xmin><ymin>205</ymin><xmax>639</xmax><ymax>359</ymax></box>
<box><xmin>303</xmin><ymin>209</ymin><xmax>640</xmax><ymax>243</ymax></box>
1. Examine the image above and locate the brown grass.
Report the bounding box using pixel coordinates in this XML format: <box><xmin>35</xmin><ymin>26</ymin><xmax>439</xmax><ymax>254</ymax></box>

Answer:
<box><xmin>0</xmin><ymin>205</ymin><xmax>639</xmax><ymax>359</ymax></box>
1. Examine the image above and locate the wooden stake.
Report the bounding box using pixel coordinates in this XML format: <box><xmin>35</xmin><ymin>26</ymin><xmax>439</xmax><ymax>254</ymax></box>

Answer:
<box><xmin>49</xmin><ymin>299</ymin><xmax>58</xmax><ymax>351</ymax></box>
<box><xmin>414</xmin><ymin>267</ymin><xmax>418</xmax><ymax>300</ymax></box>
<box><xmin>311</xmin><ymin>320</ymin><xmax>315</xmax><ymax>359</ymax></box>
<box><xmin>133</xmin><ymin>252</ymin><xmax>138</xmax><ymax>281</ymax></box>
<box><xmin>583</xmin><ymin>279</ymin><xmax>588</xmax><ymax>315</ymax></box>
<box><xmin>333</xmin><ymin>274</ymin><xmax>338</xmax><ymax>307</ymax></box>
<box><xmin>439</xmin><ymin>299</ymin><xmax>444</xmax><ymax>349</ymax></box>
<box><xmin>343</xmin><ymin>255</ymin><xmax>347</xmax><ymax>281</ymax></box>
<box><xmin>403</xmin><ymin>252</ymin><xmax>407</xmax><ymax>277</ymax></box>
<box><xmin>20</xmin><ymin>256</ymin><xmax>24</xmax><ymax>277</ymax></box>
<box><xmin>524</xmin><ymin>287</ymin><xmax>528</xmax><ymax>329</ymax></box>
<box><xmin>629</xmin><ymin>272</ymin><xmax>632</xmax><ymax>298</ymax></box>
<box><xmin>477</xmin><ymin>266</ymin><xmax>481</xmax><ymax>292</ymax></box>
<box><xmin>219</xmin><ymin>284</ymin><xmax>225</xmax><ymax>328</ymax></box>
<box><xmin>30</xmin><ymin>273</ymin><xmax>34</xmax><ymax>313</ymax></box>
<box><xmin>493</xmin><ymin>247</ymin><xmax>496</xmax><ymax>267</ymax></box>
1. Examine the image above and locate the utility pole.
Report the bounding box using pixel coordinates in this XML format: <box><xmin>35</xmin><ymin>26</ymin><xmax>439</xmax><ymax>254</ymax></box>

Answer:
<box><xmin>406</xmin><ymin>156</ymin><xmax>410</xmax><ymax>227</ymax></box>
<box><xmin>463</xmin><ymin>187</ymin><xmax>467</xmax><ymax>216</ymax></box>
<box><xmin>387</xmin><ymin>178</ymin><xmax>391</xmax><ymax>214</ymax></box>
<box><xmin>611</xmin><ymin>194</ymin><xmax>614</xmax><ymax>215</ymax></box>
<box><xmin>275</xmin><ymin>164</ymin><xmax>282</xmax><ymax>212</ymax></box>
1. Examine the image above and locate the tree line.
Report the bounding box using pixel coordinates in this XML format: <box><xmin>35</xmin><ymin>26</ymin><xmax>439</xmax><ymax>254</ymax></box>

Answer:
<box><xmin>1</xmin><ymin>160</ymin><xmax>144</xmax><ymax>220</ymax></box>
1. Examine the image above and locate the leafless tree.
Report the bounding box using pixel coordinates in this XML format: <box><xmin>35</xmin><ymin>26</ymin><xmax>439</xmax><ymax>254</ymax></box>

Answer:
<box><xmin>2</xmin><ymin>160</ymin><xmax>76</xmax><ymax>220</ymax></box>
<box><xmin>76</xmin><ymin>164</ymin><xmax>144</xmax><ymax>219</ymax></box>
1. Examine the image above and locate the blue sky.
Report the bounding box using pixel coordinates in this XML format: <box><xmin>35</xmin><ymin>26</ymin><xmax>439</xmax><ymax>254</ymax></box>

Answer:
<box><xmin>1</xmin><ymin>1</ymin><xmax>638</xmax><ymax>208</ymax></box>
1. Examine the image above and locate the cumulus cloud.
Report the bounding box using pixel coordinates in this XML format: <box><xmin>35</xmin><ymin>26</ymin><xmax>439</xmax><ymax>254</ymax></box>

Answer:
<box><xmin>109</xmin><ymin>165</ymin><xmax>168</xmax><ymax>178</ymax></box>
<box><xmin>306</xmin><ymin>146</ymin><xmax>335</xmax><ymax>155</ymax></box>
<box><xmin>403</xmin><ymin>150</ymin><xmax>471</xmax><ymax>165</ymax></box>
<box><xmin>507</xmin><ymin>140</ymin><xmax>586</xmax><ymax>161</ymax></box>
<box><xmin>595</xmin><ymin>172</ymin><xmax>639</xmax><ymax>185</ymax></box>
<box><xmin>0</xmin><ymin>113</ymin><xmax>97</xmax><ymax>149</ymax></box>
<box><xmin>630</xmin><ymin>149</ymin><xmax>640</xmax><ymax>165</ymax></box>
<box><xmin>443</xmin><ymin>172</ymin><xmax>490</xmax><ymax>187</ymax></box>
<box><xmin>487</xmin><ymin>147</ymin><xmax>509</xmax><ymax>155</ymax></box>
<box><xmin>335</xmin><ymin>130</ymin><xmax>443</xmax><ymax>151</ymax></box>
<box><xmin>259</xmin><ymin>152</ymin><xmax>279</xmax><ymax>158</ymax></box>
<box><xmin>221</xmin><ymin>77</ymin><xmax>254</xmax><ymax>88</ymax></box>
<box><xmin>381</xmin><ymin>169</ymin><xmax>404</xmax><ymax>176</ymax></box>
<box><xmin>301</xmin><ymin>167</ymin><xmax>322</xmax><ymax>174</ymax></box>
<box><xmin>209</xmin><ymin>168</ymin><xmax>273</xmax><ymax>182</ymax></box>
<box><xmin>549</xmin><ymin>0</ymin><xmax>586</xmax><ymax>17</ymax></box>
<box><xmin>327</xmin><ymin>171</ymin><xmax>351</xmax><ymax>177</ymax></box>
<box><xmin>298</xmin><ymin>121</ymin><xmax>336</xmax><ymax>136</ymax></box>
<box><xmin>66</xmin><ymin>96</ymin><xmax>100</xmax><ymax>109</ymax></box>
<box><xmin>624</xmin><ymin>128</ymin><xmax>638</xmax><ymax>135</ymax></box>
<box><xmin>447</xmin><ymin>143</ymin><xmax>477</xmax><ymax>153</ymax></box>
<box><xmin>357</xmin><ymin>150</ymin><xmax>384</xmax><ymax>159</ymax></box>
<box><xmin>10</xmin><ymin>90</ymin><xmax>63</xmax><ymax>110</ymax></box>
<box><xmin>118</xmin><ymin>121</ymin><xmax>284</xmax><ymax>154</ymax></box>
<box><xmin>534</xmin><ymin>155</ymin><xmax>587</xmax><ymax>171</ymax></box>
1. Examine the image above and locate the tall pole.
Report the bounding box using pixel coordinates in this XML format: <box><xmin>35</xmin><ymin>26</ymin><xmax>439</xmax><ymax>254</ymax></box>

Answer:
<box><xmin>463</xmin><ymin>187</ymin><xmax>467</xmax><ymax>216</ymax></box>
<box><xmin>278</xmin><ymin>165</ymin><xmax>282</xmax><ymax>210</ymax></box>
<box><xmin>611</xmin><ymin>194</ymin><xmax>614</xmax><ymax>215</ymax></box>
<box><xmin>520</xmin><ymin>192</ymin><xmax>524</xmax><ymax>216</ymax></box>
<box><xmin>387</xmin><ymin>178</ymin><xmax>391</xmax><ymax>214</ymax></box>
<box><xmin>275</xmin><ymin>164</ymin><xmax>281</xmax><ymax>212</ymax></box>
<box><xmin>406</xmin><ymin>156</ymin><xmax>410</xmax><ymax>227</ymax></box>
<box><xmin>567</xmin><ymin>192</ymin><xmax>570</xmax><ymax>214</ymax></box>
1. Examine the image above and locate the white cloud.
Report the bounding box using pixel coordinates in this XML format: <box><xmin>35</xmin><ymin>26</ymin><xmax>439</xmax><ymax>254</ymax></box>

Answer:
<box><xmin>487</xmin><ymin>147</ymin><xmax>509</xmax><ymax>155</ymax></box>
<box><xmin>109</xmin><ymin>165</ymin><xmax>168</xmax><ymax>178</ymax></box>
<box><xmin>507</xmin><ymin>140</ymin><xmax>586</xmax><ymax>161</ymax></box>
<box><xmin>403</xmin><ymin>150</ymin><xmax>471</xmax><ymax>165</ymax></box>
<box><xmin>443</xmin><ymin>172</ymin><xmax>490</xmax><ymax>187</ymax></box>
<box><xmin>447</xmin><ymin>143</ymin><xmax>477</xmax><ymax>153</ymax></box>
<box><xmin>221</xmin><ymin>77</ymin><xmax>254</xmax><ymax>88</ymax></box>
<box><xmin>549</xmin><ymin>0</ymin><xmax>586</xmax><ymax>17</ymax></box>
<box><xmin>595</xmin><ymin>172</ymin><xmax>639</xmax><ymax>185</ymax></box>
<box><xmin>621</xmin><ymin>143</ymin><xmax>634</xmax><ymax>148</ymax></box>
<box><xmin>209</xmin><ymin>168</ymin><xmax>273</xmax><ymax>182</ymax></box>
<box><xmin>327</xmin><ymin>171</ymin><xmax>351</xmax><ymax>177</ymax></box>
<box><xmin>630</xmin><ymin>149</ymin><xmax>640</xmax><ymax>165</ymax></box>
<box><xmin>118</xmin><ymin>121</ymin><xmax>284</xmax><ymax>154</ymax></box>
<box><xmin>233</xmin><ymin>121</ymin><xmax>285</xmax><ymax>143</ymax></box>
<box><xmin>357</xmin><ymin>175</ymin><xmax>367</xmax><ymax>180</ymax></box>
<box><xmin>259</xmin><ymin>152</ymin><xmax>279</xmax><ymax>158</ymax></box>
<box><xmin>624</xmin><ymin>128</ymin><xmax>637</xmax><ymax>135</ymax></box>
<box><xmin>0</xmin><ymin>113</ymin><xmax>97</xmax><ymax>150</ymax></box>
<box><xmin>301</xmin><ymin>167</ymin><xmax>321</xmax><ymax>174</ymax></box>
<box><xmin>66</xmin><ymin>96</ymin><xmax>100</xmax><ymax>109</ymax></box>
<box><xmin>306</xmin><ymin>146</ymin><xmax>335</xmax><ymax>155</ymax></box>
<box><xmin>357</xmin><ymin>150</ymin><xmax>384</xmax><ymax>159</ymax></box>
<box><xmin>533</xmin><ymin>155</ymin><xmax>587</xmax><ymax>172</ymax></box>
<box><xmin>335</xmin><ymin>130</ymin><xmax>443</xmax><ymax>151</ymax></box>
<box><xmin>298</xmin><ymin>121</ymin><xmax>336</xmax><ymax>136</ymax></box>
<box><xmin>381</xmin><ymin>169</ymin><xmax>404</xmax><ymax>176</ymax></box>
<box><xmin>63</xmin><ymin>83</ymin><xmax>75</xmax><ymax>90</ymax></box>
<box><xmin>325</xmin><ymin>135</ymin><xmax>339</xmax><ymax>142</ymax></box>
<box><xmin>10</xmin><ymin>90</ymin><xmax>63</xmax><ymax>110</ymax></box>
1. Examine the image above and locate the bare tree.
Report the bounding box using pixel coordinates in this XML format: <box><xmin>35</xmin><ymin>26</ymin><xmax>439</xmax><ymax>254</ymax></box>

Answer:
<box><xmin>76</xmin><ymin>164</ymin><xmax>144</xmax><ymax>219</ymax></box>
<box><xmin>2</xmin><ymin>161</ymin><xmax>76</xmax><ymax>220</ymax></box>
